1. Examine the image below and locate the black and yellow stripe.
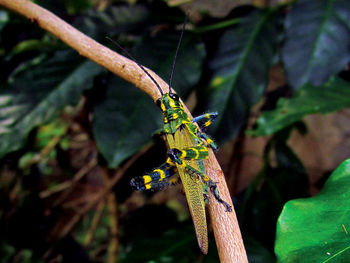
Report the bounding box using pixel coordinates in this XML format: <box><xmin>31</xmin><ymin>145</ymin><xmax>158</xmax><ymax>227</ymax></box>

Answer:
<box><xmin>192</xmin><ymin>112</ymin><xmax>218</xmax><ymax>130</ymax></box>
<box><xmin>130</xmin><ymin>159</ymin><xmax>177</xmax><ymax>191</ymax></box>
<box><xmin>196</xmin><ymin>131</ymin><xmax>218</xmax><ymax>151</ymax></box>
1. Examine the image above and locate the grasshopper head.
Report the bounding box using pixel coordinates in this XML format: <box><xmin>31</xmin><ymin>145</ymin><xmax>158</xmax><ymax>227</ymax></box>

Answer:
<box><xmin>156</xmin><ymin>93</ymin><xmax>182</xmax><ymax>114</ymax></box>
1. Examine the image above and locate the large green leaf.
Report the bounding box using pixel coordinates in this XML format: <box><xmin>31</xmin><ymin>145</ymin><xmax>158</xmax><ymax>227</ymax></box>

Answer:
<box><xmin>282</xmin><ymin>0</ymin><xmax>350</xmax><ymax>89</ymax></box>
<box><xmin>92</xmin><ymin>32</ymin><xmax>205</xmax><ymax>168</ymax></box>
<box><xmin>0</xmin><ymin>49</ymin><xmax>103</xmax><ymax>158</ymax></box>
<box><xmin>275</xmin><ymin>158</ymin><xmax>350</xmax><ymax>262</ymax></box>
<box><xmin>195</xmin><ymin>8</ymin><xmax>280</xmax><ymax>144</ymax></box>
<box><xmin>247</xmin><ymin>77</ymin><xmax>350</xmax><ymax>136</ymax></box>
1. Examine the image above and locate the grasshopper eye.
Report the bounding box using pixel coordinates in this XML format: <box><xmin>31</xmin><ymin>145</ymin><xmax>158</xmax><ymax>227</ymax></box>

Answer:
<box><xmin>169</xmin><ymin>93</ymin><xmax>179</xmax><ymax>101</ymax></box>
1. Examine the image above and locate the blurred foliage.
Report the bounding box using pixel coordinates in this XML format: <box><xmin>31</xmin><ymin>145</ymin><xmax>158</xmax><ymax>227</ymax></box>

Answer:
<box><xmin>0</xmin><ymin>0</ymin><xmax>350</xmax><ymax>262</ymax></box>
<box><xmin>247</xmin><ymin>77</ymin><xmax>350</xmax><ymax>136</ymax></box>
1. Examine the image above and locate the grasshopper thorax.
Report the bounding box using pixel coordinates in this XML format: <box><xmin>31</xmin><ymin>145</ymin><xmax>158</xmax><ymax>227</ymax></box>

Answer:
<box><xmin>156</xmin><ymin>93</ymin><xmax>191</xmax><ymax>133</ymax></box>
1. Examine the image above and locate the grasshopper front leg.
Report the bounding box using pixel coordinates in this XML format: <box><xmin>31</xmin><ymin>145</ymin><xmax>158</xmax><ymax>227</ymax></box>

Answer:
<box><xmin>192</xmin><ymin>112</ymin><xmax>218</xmax><ymax>130</ymax></box>
<box><xmin>192</xmin><ymin>113</ymin><xmax>219</xmax><ymax>151</ymax></box>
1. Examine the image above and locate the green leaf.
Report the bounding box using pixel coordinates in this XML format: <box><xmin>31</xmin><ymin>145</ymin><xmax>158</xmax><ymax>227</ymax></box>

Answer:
<box><xmin>93</xmin><ymin>32</ymin><xmax>205</xmax><ymax>168</ymax></box>
<box><xmin>0</xmin><ymin>49</ymin><xmax>103</xmax><ymax>158</ymax></box>
<box><xmin>282</xmin><ymin>0</ymin><xmax>350</xmax><ymax>89</ymax></box>
<box><xmin>275</xmin><ymin>158</ymin><xmax>350</xmax><ymax>262</ymax></box>
<box><xmin>196</xmin><ymin>8</ymin><xmax>280</xmax><ymax>144</ymax></box>
<box><xmin>36</xmin><ymin>119</ymin><xmax>68</xmax><ymax>148</ymax></box>
<box><xmin>247</xmin><ymin>77</ymin><xmax>350</xmax><ymax>136</ymax></box>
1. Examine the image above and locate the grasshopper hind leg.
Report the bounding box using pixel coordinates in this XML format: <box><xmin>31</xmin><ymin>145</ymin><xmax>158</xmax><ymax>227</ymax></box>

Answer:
<box><xmin>167</xmin><ymin>145</ymin><xmax>209</xmax><ymax>166</ymax></box>
<box><xmin>130</xmin><ymin>158</ymin><xmax>179</xmax><ymax>191</ymax></box>
<box><xmin>207</xmin><ymin>180</ymin><xmax>232</xmax><ymax>212</ymax></box>
<box><xmin>185</xmin><ymin>166</ymin><xmax>232</xmax><ymax>212</ymax></box>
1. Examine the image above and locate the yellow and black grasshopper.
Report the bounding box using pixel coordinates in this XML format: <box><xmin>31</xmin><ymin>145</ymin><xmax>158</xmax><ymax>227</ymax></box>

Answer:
<box><xmin>122</xmin><ymin>20</ymin><xmax>232</xmax><ymax>254</ymax></box>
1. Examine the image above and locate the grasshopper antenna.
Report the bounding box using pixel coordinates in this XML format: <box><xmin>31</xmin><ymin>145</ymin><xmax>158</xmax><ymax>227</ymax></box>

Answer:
<box><xmin>168</xmin><ymin>16</ymin><xmax>188</xmax><ymax>94</ymax></box>
<box><xmin>106</xmin><ymin>36</ymin><xmax>164</xmax><ymax>96</ymax></box>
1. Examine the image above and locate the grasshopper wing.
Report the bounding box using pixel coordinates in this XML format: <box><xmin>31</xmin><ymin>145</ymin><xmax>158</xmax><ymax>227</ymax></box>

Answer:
<box><xmin>166</xmin><ymin>128</ymin><xmax>208</xmax><ymax>254</ymax></box>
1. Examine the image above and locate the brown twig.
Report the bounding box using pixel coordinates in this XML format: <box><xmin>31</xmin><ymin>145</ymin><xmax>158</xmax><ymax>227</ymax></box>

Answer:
<box><xmin>55</xmin><ymin>143</ymin><xmax>151</xmax><ymax>240</ymax></box>
<box><xmin>20</xmin><ymin>133</ymin><xmax>65</xmax><ymax>170</ymax></box>
<box><xmin>39</xmin><ymin>158</ymin><xmax>97</xmax><ymax>199</ymax></box>
<box><xmin>84</xmin><ymin>199</ymin><xmax>105</xmax><ymax>247</ymax></box>
<box><xmin>106</xmin><ymin>193</ymin><xmax>118</xmax><ymax>263</ymax></box>
<box><xmin>0</xmin><ymin>0</ymin><xmax>248</xmax><ymax>261</ymax></box>
<box><xmin>53</xmin><ymin>158</ymin><xmax>98</xmax><ymax>205</ymax></box>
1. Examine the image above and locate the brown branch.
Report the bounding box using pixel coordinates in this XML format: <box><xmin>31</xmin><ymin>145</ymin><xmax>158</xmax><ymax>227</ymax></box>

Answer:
<box><xmin>0</xmin><ymin>0</ymin><xmax>248</xmax><ymax>261</ymax></box>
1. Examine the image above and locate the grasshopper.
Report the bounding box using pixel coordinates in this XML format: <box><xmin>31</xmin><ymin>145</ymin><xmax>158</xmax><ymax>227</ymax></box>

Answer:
<box><xmin>125</xmin><ymin>20</ymin><xmax>232</xmax><ymax>254</ymax></box>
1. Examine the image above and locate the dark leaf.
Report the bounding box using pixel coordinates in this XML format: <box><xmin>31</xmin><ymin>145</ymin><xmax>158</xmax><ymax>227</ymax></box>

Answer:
<box><xmin>121</xmin><ymin>227</ymin><xmax>199</xmax><ymax>263</ymax></box>
<box><xmin>134</xmin><ymin>32</ymin><xmax>205</xmax><ymax>98</ymax></box>
<box><xmin>244</xmin><ymin>235</ymin><xmax>275</xmax><ymax>263</ymax></box>
<box><xmin>0</xmin><ymin>49</ymin><xmax>103</xmax><ymax>157</ymax></box>
<box><xmin>73</xmin><ymin>4</ymin><xmax>150</xmax><ymax>40</ymax></box>
<box><xmin>196</xmin><ymin>8</ymin><xmax>280</xmax><ymax>144</ymax></box>
<box><xmin>92</xmin><ymin>76</ymin><xmax>162</xmax><ymax>168</ymax></box>
<box><xmin>282</xmin><ymin>0</ymin><xmax>350</xmax><ymax>89</ymax></box>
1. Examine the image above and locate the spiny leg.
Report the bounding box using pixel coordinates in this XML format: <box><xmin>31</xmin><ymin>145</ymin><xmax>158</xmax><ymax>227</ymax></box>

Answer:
<box><xmin>202</xmin><ymin>184</ymin><xmax>209</xmax><ymax>204</ymax></box>
<box><xmin>185</xmin><ymin>166</ymin><xmax>232</xmax><ymax>212</ymax></box>
<box><xmin>207</xmin><ymin>180</ymin><xmax>232</xmax><ymax>212</ymax></box>
<box><xmin>130</xmin><ymin>158</ymin><xmax>179</xmax><ymax>191</ymax></box>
